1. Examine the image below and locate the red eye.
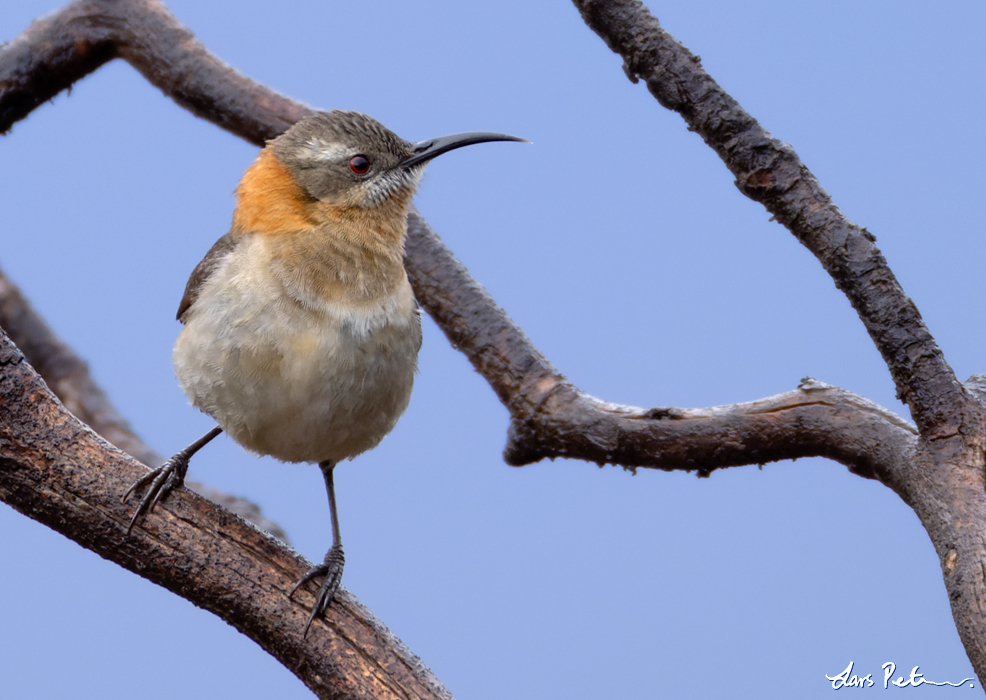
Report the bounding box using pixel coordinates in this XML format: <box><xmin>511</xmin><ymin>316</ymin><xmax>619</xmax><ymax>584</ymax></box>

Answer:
<box><xmin>349</xmin><ymin>155</ymin><xmax>370</xmax><ymax>174</ymax></box>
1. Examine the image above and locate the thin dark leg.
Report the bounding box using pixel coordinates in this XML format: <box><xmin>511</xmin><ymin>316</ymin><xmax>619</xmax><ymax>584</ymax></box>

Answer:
<box><xmin>124</xmin><ymin>426</ymin><xmax>223</xmax><ymax>535</ymax></box>
<box><xmin>290</xmin><ymin>460</ymin><xmax>345</xmax><ymax>637</ymax></box>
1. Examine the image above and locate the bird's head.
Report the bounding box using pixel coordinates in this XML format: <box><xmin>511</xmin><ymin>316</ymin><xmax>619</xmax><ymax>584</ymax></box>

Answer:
<box><xmin>270</xmin><ymin>110</ymin><xmax>525</xmax><ymax>211</ymax></box>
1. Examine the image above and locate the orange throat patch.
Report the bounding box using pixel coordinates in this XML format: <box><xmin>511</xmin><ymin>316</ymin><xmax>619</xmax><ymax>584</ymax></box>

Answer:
<box><xmin>232</xmin><ymin>149</ymin><xmax>317</xmax><ymax>235</ymax></box>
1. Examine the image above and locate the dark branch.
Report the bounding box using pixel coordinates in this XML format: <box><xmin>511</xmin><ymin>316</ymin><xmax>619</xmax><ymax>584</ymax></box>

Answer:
<box><xmin>0</xmin><ymin>0</ymin><xmax>939</xmax><ymax>692</ymax></box>
<box><xmin>406</xmin><ymin>214</ymin><xmax>915</xmax><ymax>485</ymax></box>
<box><xmin>0</xmin><ymin>328</ymin><xmax>453</xmax><ymax>700</ymax></box>
<box><xmin>1</xmin><ymin>0</ymin><xmax>914</xmax><ymax>482</ymax></box>
<box><xmin>404</xmin><ymin>209</ymin><xmax>563</xmax><ymax>414</ymax></box>
<box><xmin>0</xmin><ymin>0</ymin><xmax>917</xmax><ymax>516</ymax></box>
<box><xmin>569</xmin><ymin>0</ymin><xmax>976</xmax><ymax>439</ymax></box>
<box><xmin>0</xmin><ymin>0</ymin><xmax>308</xmax><ymax>142</ymax></box>
<box><xmin>0</xmin><ymin>266</ymin><xmax>158</xmax><ymax>466</ymax></box>
<box><xmin>0</xmin><ymin>0</ymin><xmax>116</xmax><ymax>131</ymax></box>
<box><xmin>0</xmin><ymin>266</ymin><xmax>288</xmax><ymax>540</ymax></box>
<box><xmin>504</xmin><ymin>379</ymin><xmax>916</xmax><ymax>483</ymax></box>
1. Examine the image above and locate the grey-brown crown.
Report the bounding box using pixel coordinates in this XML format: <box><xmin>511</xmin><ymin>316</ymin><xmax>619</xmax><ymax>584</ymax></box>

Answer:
<box><xmin>269</xmin><ymin>110</ymin><xmax>526</xmax><ymax>209</ymax></box>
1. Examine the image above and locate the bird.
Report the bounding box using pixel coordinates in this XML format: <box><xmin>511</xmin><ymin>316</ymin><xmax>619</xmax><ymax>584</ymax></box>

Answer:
<box><xmin>124</xmin><ymin>110</ymin><xmax>524</xmax><ymax>636</ymax></box>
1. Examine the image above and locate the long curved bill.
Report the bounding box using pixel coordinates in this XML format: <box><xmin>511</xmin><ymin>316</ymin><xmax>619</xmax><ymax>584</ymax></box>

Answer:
<box><xmin>402</xmin><ymin>131</ymin><xmax>527</xmax><ymax>169</ymax></box>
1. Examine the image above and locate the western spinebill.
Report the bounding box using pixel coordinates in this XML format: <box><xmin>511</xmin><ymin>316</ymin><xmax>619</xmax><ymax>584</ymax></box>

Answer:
<box><xmin>125</xmin><ymin>110</ymin><xmax>524</xmax><ymax>636</ymax></box>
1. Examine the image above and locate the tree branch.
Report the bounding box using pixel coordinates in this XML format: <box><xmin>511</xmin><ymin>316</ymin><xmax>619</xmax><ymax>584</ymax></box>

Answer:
<box><xmin>0</xmin><ymin>266</ymin><xmax>288</xmax><ymax>540</ymax></box>
<box><xmin>0</xmin><ymin>266</ymin><xmax>158</xmax><ymax>466</ymax></box>
<box><xmin>569</xmin><ymin>0</ymin><xmax>977</xmax><ymax>440</ymax></box>
<box><xmin>0</xmin><ymin>0</ymin><xmax>910</xmax><ymax>481</ymax></box>
<box><xmin>3</xmin><ymin>0</ymin><xmax>969</xmax><ymax>692</ymax></box>
<box><xmin>0</xmin><ymin>328</ymin><xmax>453</xmax><ymax>700</ymax></box>
<box><xmin>565</xmin><ymin>0</ymin><xmax>986</xmax><ymax>685</ymax></box>
<box><xmin>0</xmin><ymin>0</ymin><xmax>307</xmax><ymax>143</ymax></box>
<box><xmin>405</xmin><ymin>213</ymin><xmax>915</xmax><ymax>481</ymax></box>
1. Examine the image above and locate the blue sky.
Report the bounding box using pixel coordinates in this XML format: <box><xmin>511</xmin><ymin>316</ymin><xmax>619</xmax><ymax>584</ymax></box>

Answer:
<box><xmin>2</xmin><ymin>1</ymin><xmax>985</xmax><ymax>698</ymax></box>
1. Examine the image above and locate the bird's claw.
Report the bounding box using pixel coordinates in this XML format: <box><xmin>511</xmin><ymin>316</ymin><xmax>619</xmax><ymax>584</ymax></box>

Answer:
<box><xmin>290</xmin><ymin>544</ymin><xmax>345</xmax><ymax>637</ymax></box>
<box><xmin>124</xmin><ymin>454</ymin><xmax>189</xmax><ymax>535</ymax></box>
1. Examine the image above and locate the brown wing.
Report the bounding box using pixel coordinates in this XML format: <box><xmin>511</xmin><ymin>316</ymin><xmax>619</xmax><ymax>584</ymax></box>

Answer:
<box><xmin>176</xmin><ymin>232</ymin><xmax>240</xmax><ymax>323</ymax></box>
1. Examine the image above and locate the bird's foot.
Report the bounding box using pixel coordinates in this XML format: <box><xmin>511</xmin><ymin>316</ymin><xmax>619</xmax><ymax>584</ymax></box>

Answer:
<box><xmin>290</xmin><ymin>544</ymin><xmax>345</xmax><ymax>637</ymax></box>
<box><xmin>123</xmin><ymin>452</ymin><xmax>191</xmax><ymax>535</ymax></box>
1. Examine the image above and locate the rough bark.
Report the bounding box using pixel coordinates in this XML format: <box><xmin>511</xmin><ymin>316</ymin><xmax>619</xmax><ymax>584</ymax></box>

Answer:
<box><xmin>0</xmin><ymin>330</ymin><xmax>452</xmax><ymax>700</ymax></box>
<box><xmin>0</xmin><ymin>267</ymin><xmax>287</xmax><ymax>541</ymax></box>
<box><xmin>3</xmin><ymin>0</ymin><xmax>986</xmax><ymax>693</ymax></box>
<box><xmin>569</xmin><ymin>0</ymin><xmax>986</xmax><ymax>686</ymax></box>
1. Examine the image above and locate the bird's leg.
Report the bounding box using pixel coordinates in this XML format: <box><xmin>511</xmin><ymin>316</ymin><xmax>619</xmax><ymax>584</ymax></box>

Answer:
<box><xmin>290</xmin><ymin>460</ymin><xmax>345</xmax><ymax>637</ymax></box>
<box><xmin>124</xmin><ymin>426</ymin><xmax>223</xmax><ymax>535</ymax></box>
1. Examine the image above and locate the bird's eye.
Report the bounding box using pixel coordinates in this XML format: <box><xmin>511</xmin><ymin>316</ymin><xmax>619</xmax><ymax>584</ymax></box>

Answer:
<box><xmin>349</xmin><ymin>155</ymin><xmax>370</xmax><ymax>174</ymax></box>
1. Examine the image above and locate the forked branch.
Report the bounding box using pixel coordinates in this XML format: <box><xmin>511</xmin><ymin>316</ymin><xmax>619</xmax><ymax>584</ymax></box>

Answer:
<box><xmin>405</xmin><ymin>213</ymin><xmax>916</xmax><ymax>482</ymax></box>
<box><xmin>570</xmin><ymin>0</ymin><xmax>977</xmax><ymax>439</ymax></box>
<box><xmin>3</xmin><ymin>0</ymin><xmax>977</xmax><ymax>695</ymax></box>
<box><xmin>0</xmin><ymin>0</ymin><xmax>909</xmax><ymax>488</ymax></box>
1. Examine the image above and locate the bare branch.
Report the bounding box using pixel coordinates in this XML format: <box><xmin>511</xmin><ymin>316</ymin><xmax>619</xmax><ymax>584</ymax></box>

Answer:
<box><xmin>406</xmin><ymin>213</ymin><xmax>915</xmax><ymax>484</ymax></box>
<box><xmin>502</xmin><ymin>378</ymin><xmax>917</xmax><ymax>482</ymax></box>
<box><xmin>0</xmin><ymin>266</ymin><xmax>159</xmax><ymax>466</ymax></box>
<box><xmin>562</xmin><ymin>0</ymin><xmax>986</xmax><ymax>686</ymax></box>
<box><xmin>568</xmin><ymin>0</ymin><xmax>977</xmax><ymax>439</ymax></box>
<box><xmin>1</xmin><ymin>0</ymin><xmax>953</xmax><ymax>689</ymax></box>
<box><xmin>1</xmin><ymin>0</ymin><xmax>910</xmax><ymax>481</ymax></box>
<box><xmin>0</xmin><ymin>266</ymin><xmax>288</xmax><ymax>540</ymax></box>
<box><xmin>0</xmin><ymin>328</ymin><xmax>454</xmax><ymax>700</ymax></box>
<box><xmin>0</xmin><ymin>0</ymin><xmax>308</xmax><ymax>142</ymax></box>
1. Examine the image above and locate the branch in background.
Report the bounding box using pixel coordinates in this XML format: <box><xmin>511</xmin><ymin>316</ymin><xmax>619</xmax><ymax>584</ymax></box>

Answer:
<box><xmin>569</xmin><ymin>0</ymin><xmax>976</xmax><ymax>439</ymax></box>
<box><xmin>0</xmin><ymin>266</ymin><xmax>158</xmax><ymax>466</ymax></box>
<box><xmin>0</xmin><ymin>0</ymin><xmax>308</xmax><ymax>143</ymax></box>
<box><xmin>0</xmin><ymin>0</ymin><xmax>957</xmax><ymax>693</ymax></box>
<box><xmin>568</xmin><ymin>0</ymin><xmax>986</xmax><ymax>684</ymax></box>
<box><xmin>405</xmin><ymin>213</ymin><xmax>915</xmax><ymax>481</ymax></box>
<box><xmin>0</xmin><ymin>266</ymin><xmax>287</xmax><ymax>541</ymax></box>
<box><xmin>0</xmin><ymin>0</ymin><xmax>911</xmax><ymax>483</ymax></box>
